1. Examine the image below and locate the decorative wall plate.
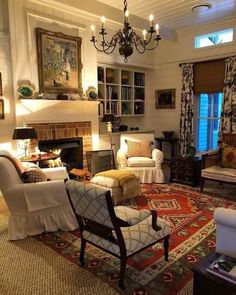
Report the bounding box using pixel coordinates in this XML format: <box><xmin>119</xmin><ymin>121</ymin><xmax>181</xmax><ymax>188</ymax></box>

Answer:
<box><xmin>86</xmin><ymin>86</ymin><xmax>97</xmax><ymax>100</ymax></box>
<box><xmin>186</xmin><ymin>146</ymin><xmax>196</xmax><ymax>157</ymax></box>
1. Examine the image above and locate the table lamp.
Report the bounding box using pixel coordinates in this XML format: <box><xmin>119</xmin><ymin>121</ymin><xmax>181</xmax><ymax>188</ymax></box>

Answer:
<box><xmin>101</xmin><ymin>113</ymin><xmax>116</xmax><ymax>169</ymax></box>
<box><xmin>12</xmin><ymin>127</ymin><xmax>37</xmax><ymax>158</ymax></box>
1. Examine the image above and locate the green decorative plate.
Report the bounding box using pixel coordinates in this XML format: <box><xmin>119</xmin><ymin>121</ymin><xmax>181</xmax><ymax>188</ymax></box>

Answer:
<box><xmin>186</xmin><ymin>146</ymin><xmax>196</xmax><ymax>157</ymax></box>
<box><xmin>86</xmin><ymin>86</ymin><xmax>98</xmax><ymax>100</ymax></box>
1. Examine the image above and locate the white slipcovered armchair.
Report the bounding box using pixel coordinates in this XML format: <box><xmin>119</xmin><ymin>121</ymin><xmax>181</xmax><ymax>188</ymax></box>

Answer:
<box><xmin>0</xmin><ymin>150</ymin><xmax>78</xmax><ymax>240</ymax></box>
<box><xmin>117</xmin><ymin>133</ymin><xmax>164</xmax><ymax>183</ymax></box>
<box><xmin>214</xmin><ymin>208</ymin><xmax>236</xmax><ymax>259</ymax></box>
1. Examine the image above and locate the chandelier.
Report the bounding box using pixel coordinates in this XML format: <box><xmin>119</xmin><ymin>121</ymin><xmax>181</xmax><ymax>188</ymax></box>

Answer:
<box><xmin>90</xmin><ymin>0</ymin><xmax>161</xmax><ymax>62</ymax></box>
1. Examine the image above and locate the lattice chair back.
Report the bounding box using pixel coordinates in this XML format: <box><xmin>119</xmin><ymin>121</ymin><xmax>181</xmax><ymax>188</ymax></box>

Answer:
<box><xmin>66</xmin><ymin>180</ymin><xmax>114</xmax><ymax>229</ymax></box>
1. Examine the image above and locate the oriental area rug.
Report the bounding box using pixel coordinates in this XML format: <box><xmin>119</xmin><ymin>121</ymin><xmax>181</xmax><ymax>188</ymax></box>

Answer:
<box><xmin>35</xmin><ymin>183</ymin><xmax>236</xmax><ymax>295</ymax></box>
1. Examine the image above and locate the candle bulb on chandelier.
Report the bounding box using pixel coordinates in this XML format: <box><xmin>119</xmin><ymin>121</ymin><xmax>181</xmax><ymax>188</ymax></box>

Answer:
<box><xmin>91</xmin><ymin>25</ymin><xmax>95</xmax><ymax>37</ymax></box>
<box><xmin>101</xmin><ymin>16</ymin><xmax>106</xmax><ymax>28</ymax></box>
<box><xmin>149</xmin><ymin>14</ymin><xmax>154</xmax><ymax>27</ymax></box>
<box><xmin>155</xmin><ymin>23</ymin><xmax>160</xmax><ymax>35</ymax></box>
<box><xmin>125</xmin><ymin>10</ymin><xmax>129</xmax><ymax>21</ymax></box>
<box><xmin>142</xmin><ymin>29</ymin><xmax>147</xmax><ymax>41</ymax></box>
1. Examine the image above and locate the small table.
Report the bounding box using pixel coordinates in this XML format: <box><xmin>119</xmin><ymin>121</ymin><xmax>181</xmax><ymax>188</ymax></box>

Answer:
<box><xmin>170</xmin><ymin>156</ymin><xmax>202</xmax><ymax>187</ymax></box>
<box><xmin>192</xmin><ymin>252</ymin><xmax>236</xmax><ymax>295</ymax></box>
<box><xmin>155</xmin><ymin>137</ymin><xmax>179</xmax><ymax>160</ymax></box>
<box><xmin>20</xmin><ymin>153</ymin><xmax>59</xmax><ymax>167</ymax></box>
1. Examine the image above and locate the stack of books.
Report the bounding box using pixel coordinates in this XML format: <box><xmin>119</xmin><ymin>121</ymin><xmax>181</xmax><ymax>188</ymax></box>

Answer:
<box><xmin>207</xmin><ymin>254</ymin><xmax>236</xmax><ymax>284</ymax></box>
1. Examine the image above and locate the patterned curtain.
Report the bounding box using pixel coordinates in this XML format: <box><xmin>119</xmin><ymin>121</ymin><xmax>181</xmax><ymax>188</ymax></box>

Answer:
<box><xmin>179</xmin><ymin>64</ymin><xmax>194</xmax><ymax>155</ymax></box>
<box><xmin>220</xmin><ymin>56</ymin><xmax>236</xmax><ymax>137</ymax></box>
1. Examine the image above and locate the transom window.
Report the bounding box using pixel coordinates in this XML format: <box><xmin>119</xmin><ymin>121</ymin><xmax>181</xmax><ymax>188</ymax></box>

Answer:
<box><xmin>195</xmin><ymin>29</ymin><xmax>233</xmax><ymax>49</ymax></box>
<box><xmin>196</xmin><ymin>93</ymin><xmax>223</xmax><ymax>152</ymax></box>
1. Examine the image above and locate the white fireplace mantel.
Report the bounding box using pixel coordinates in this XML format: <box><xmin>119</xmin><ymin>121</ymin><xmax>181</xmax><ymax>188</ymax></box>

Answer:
<box><xmin>16</xmin><ymin>99</ymin><xmax>99</xmax><ymax>149</ymax></box>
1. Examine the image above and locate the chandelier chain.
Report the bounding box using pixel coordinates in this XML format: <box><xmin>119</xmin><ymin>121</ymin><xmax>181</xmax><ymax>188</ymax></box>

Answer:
<box><xmin>124</xmin><ymin>0</ymin><xmax>127</xmax><ymax>13</ymax></box>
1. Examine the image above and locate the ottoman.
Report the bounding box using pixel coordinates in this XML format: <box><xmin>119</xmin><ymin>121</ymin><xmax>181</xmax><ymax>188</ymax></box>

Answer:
<box><xmin>90</xmin><ymin>169</ymin><xmax>141</xmax><ymax>205</ymax></box>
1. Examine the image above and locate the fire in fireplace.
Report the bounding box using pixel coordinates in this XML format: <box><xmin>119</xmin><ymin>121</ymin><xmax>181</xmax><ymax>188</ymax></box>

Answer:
<box><xmin>38</xmin><ymin>137</ymin><xmax>83</xmax><ymax>171</ymax></box>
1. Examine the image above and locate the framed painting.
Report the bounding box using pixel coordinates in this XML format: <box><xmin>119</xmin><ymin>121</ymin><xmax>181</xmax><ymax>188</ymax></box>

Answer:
<box><xmin>155</xmin><ymin>89</ymin><xmax>175</xmax><ymax>109</ymax></box>
<box><xmin>0</xmin><ymin>99</ymin><xmax>4</xmax><ymax>119</ymax></box>
<box><xmin>0</xmin><ymin>72</ymin><xmax>2</xmax><ymax>96</ymax></box>
<box><xmin>36</xmin><ymin>28</ymin><xmax>83</xmax><ymax>95</ymax></box>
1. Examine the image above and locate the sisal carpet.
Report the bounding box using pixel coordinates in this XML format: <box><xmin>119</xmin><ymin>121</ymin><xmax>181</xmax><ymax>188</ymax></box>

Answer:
<box><xmin>0</xmin><ymin>198</ymin><xmax>118</xmax><ymax>295</ymax></box>
<box><xmin>1</xmin><ymin>184</ymin><xmax>236</xmax><ymax>295</ymax></box>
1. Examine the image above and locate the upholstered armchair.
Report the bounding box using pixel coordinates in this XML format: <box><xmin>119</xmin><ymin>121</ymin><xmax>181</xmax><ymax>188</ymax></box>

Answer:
<box><xmin>66</xmin><ymin>180</ymin><xmax>170</xmax><ymax>288</ymax></box>
<box><xmin>117</xmin><ymin>133</ymin><xmax>164</xmax><ymax>183</ymax></box>
<box><xmin>200</xmin><ymin>133</ymin><xmax>236</xmax><ymax>192</ymax></box>
<box><xmin>0</xmin><ymin>150</ymin><xmax>78</xmax><ymax>240</ymax></box>
<box><xmin>214</xmin><ymin>208</ymin><xmax>236</xmax><ymax>259</ymax></box>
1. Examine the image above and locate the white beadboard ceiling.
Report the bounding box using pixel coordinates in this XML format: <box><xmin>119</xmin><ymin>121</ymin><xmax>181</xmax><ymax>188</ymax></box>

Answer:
<box><xmin>98</xmin><ymin>0</ymin><xmax>236</xmax><ymax>29</ymax></box>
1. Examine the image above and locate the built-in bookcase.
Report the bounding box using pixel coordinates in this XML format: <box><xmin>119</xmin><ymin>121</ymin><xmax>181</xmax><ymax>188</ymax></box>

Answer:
<box><xmin>97</xmin><ymin>65</ymin><xmax>146</xmax><ymax>117</ymax></box>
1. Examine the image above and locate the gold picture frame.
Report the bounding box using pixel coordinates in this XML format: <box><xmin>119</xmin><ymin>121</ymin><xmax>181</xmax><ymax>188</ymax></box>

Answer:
<box><xmin>36</xmin><ymin>28</ymin><xmax>83</xmax><ymax>95</ymax></box>
<box><xmin>0</xmin><ymin>99</ymin><xmax>5</xmax><ymax>119</ymax></box>
<box><xmin>155</xmin><ymin>89</ymin><xmax>175</xmax><ymax>109</ymax></box>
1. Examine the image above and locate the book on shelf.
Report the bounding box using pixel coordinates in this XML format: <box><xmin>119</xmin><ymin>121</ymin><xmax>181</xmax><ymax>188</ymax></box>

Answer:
<box><xmin>97</xmin><ymin>67</ymin><xmax>104</xmax><ymax>82</ymax></box>
<box><xmin>206</xmin><ymin>254</ymin><xmax>236</xmax><ymax>284</ymax></box>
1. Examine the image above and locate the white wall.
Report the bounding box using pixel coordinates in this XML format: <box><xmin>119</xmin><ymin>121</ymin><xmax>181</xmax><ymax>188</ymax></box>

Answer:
<box><xmin>149</xmin><ymin>17</ymin><xmax>236</xmax><ymax>140</ymax></box>
<box><xmin>0</xmin><ymin>0</ymin><xmax>15</xmax><ymax>150</ymax></box>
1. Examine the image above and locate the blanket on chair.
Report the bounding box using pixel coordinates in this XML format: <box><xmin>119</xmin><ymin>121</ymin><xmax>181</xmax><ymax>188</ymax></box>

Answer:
<box><xmin>0</xmin><ymin>151</ymin><xmax>25</xmax><ymax>176</ymax></box>
<box><xmin>95</xmin><ymin>169</ymin><xmax>140</xmax><ymax>198</ymax></box>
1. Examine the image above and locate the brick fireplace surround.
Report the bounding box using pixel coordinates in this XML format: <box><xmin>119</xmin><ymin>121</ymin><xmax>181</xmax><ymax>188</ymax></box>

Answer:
<box><xmin>28</xmin><ymin>121</ymin><xmax>92</xmax><ymax>167</ymax></box>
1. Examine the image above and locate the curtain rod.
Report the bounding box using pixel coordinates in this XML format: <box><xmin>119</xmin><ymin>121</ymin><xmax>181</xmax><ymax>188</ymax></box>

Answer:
<box><xmin>179</xmin><ymin>55</ymin><xmax>236</xmax><ymax>67</ymax></box>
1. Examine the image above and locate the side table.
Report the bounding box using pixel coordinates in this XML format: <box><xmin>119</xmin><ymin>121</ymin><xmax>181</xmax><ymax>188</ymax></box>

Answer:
<box><xmin>20</xmin><ymin>153</ymin><xmax>59</xmax><ymax>168</ymax></box>
<box><xmin>192</xmin><ymin>252</ymin><xmax>236</xmax><ymax>295</ymax></box>
<box><xmin>170</xmin><ymin>156</ymin><xmax>202</xmax><ymax>187</ymax></box>
<box><xmin>155</xmin><ymin>137</ymin><xmax>179</xmax><ymax>160</ymax></box>
<box><xmin>69</xmin><ymin>168</ymin><xmax>92</xmax><ymax>181</ymax></box>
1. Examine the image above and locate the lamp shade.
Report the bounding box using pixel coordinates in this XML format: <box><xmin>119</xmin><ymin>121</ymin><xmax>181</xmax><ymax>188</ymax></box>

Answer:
<box><xmin>12</xmin><ymin>127</ymin><xmax>37</xmax><ymax>140</ymax></box>
<box><xmin>101</xmin><ymin>113</ymin><xmax>116</xmax><ymax>123</ymax></box>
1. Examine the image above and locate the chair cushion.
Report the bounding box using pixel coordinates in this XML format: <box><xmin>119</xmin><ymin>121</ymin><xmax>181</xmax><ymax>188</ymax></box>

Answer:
<box><xmin>114</xmin><ymin>206</ymin><xmax>151</xmax><ymax>225</ymax></box>
<box><xmin>201</xmin><ymin>165</ymin><xmax>236</xmax><ymax>183</ymax></box>
<box><xmin>21</xmin><ymin>167</ymin><xmax>48</xmax><ymax>183</ymax></box>
<box><xmin>82</xmin><ymin>216</ymin><xmax>170</xmax><ymax>256</ymax></box>
<box><xmin>221</xmin><ymin>143</ymin><xmax>236</xmax><ymax>169</ymax></box>
<box><xmin>126</xmin><ymin>140</ymin><xmax>152</xmax><ymax>158</ymax></box>
<box><xmin>127</xmin><ymin>157</ymin><xmax>156</xmax><ymax>167</ymax></box>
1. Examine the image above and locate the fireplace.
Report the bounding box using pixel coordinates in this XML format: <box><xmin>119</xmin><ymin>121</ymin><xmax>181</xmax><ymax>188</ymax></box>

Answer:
<box><xmin>28</xmin><ymin>121</ymin><xmax>92</xmax><ymax>168</ymax></box>
<box><xmin>38</xmin><ymin>137</ymin><xmax>83</xmax><ymax>171</ymax></box>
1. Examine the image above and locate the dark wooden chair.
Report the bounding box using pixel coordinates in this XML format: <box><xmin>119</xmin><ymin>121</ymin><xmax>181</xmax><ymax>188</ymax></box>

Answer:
<box><xmin>66</xmin><ymin>180</ymin><xmax>170</xmax><ymax>289</ymax></box>
<box><xmin>200</xmin><ymin>133</ymin><xmax>236</xmax><ymax>192</ymax></box>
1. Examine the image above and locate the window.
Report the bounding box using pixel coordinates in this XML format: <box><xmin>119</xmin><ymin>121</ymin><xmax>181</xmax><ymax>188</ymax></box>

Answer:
<box><xmin>196</xmin><ymin>93</ymin><xmax>223</xmax><ymax>152</ymax></box>
<box><xmin>195</xmin><ymin>29</ymin><xmax>233</xmax><ymax>48</ymax></box>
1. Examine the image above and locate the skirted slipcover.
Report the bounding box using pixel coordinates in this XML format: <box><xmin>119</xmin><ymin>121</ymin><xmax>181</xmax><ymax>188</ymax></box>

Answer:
<box><xmin>117</xmin><ymin>133</ymin><xmax>164</xmax><ymax>183</ymax></box>
<box><xmin>0</xmin><ymin>150</ymin><xmax>78</xmax><ymax>240</ymax></box>
<box><xmin>66</xmin><ymin>180</ymin><xmax>170</xmax><ymax>288</ymax></box>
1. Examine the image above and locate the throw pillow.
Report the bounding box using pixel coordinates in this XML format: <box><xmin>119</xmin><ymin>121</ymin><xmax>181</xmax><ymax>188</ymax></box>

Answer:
<box><xmin>221</xmin><ymin>143</ymin><xmax>236</xmax><ymax>168</ymax></box>
<box><xmin>21</xmin><ymin>167</ymin><xmax>48</xmax><ymax>183</ymax></box>
<box><xmin>126</xmin><ymin>140</ymin><xmax>152</xmax><ymax>158</ymax></box>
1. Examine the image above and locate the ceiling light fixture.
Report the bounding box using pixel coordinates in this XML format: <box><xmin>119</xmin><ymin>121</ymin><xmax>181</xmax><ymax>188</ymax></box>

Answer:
<box><xmin>192</xmin><ymin>3</ymin><xmax>212</xmax><ymax>13</ymax></box>
<box><xmin>90</xmin><ymin>0</ymin><xmax>161</xmax><ymax>63</ymax></box>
